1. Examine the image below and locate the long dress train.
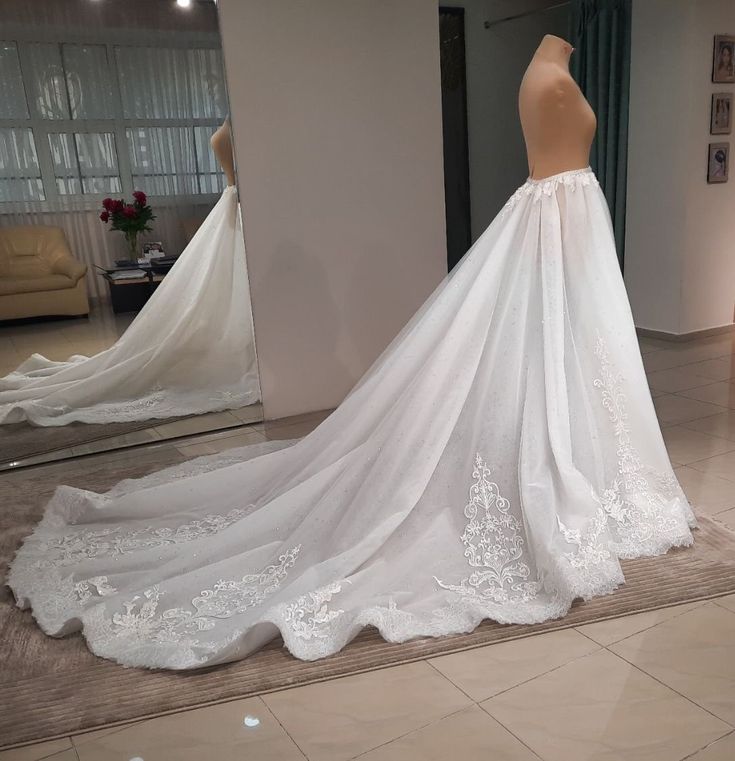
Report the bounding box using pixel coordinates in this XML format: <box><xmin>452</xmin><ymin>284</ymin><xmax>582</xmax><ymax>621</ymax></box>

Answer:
<box><xmin>8</xmin><ymin>168</ymin><xmax>695</xmax><ymax>668</ymax></box>
<box><xmin>0</xmin><ymin>186</ymin><xmax>260</xmax><ymax>426</ymax></box>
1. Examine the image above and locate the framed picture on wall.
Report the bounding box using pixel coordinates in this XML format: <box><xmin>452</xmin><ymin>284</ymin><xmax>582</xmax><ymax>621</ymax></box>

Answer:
<box><xmin>711</xmin><ymin>92</ymin><xmax>733</xmax><ymax>134</ymax></box>
<box><xmin>713</xmin><ymin>35</ymin><xmax>735</xmax><ymax>82</ymax></box>
<box><xmin>707</xmin><ymin>142</ymin><xmax>729</xmax><ymax>183</ymax></box>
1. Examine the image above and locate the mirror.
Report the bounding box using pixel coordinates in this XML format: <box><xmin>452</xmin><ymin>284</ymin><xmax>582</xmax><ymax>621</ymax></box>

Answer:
<box><xmin>0</xmin><ymin>0</ymin><xmax>262</xmax><ymax>469</ymax></box>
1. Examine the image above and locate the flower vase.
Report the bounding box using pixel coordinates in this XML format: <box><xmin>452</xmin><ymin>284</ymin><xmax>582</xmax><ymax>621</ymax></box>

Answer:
<box><xmin>125</xmin><ymin>231</ymin><xmax>139</xmax><ymax>262</ymax></box>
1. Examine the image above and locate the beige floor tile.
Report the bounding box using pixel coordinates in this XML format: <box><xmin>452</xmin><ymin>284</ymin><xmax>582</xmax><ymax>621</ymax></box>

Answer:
<box><xmin>71</xmin><ymin>722</ymin><xmax>139</xmax><ymax>747</ymax></box>
<box><xmin>260</xmin><ymin>419</ymin><xmax>322</xmax><ymax>441</ymax></box>
<box><xmin>357</xmin><ymin>705</ymin><xmax>539</xmax><ymax>761</ymax></box>
<box><xmin>647</xmin><ymin>366</ymin><xmax>715</xmax><ymax>393</ymax></box>
<box><xmin>258</xmin><ymin>408</ymin><xmax>333</xmax><ymax>431</ymax></box>
<box><xmin>610</xmin><ymin>603</ymin><xmax>735</xmax><ymax>724</ymax></box>
<box><xmin>687</xmin><ymin>449</ymin><xmax>735</xmax><ymax>483</ymax></box>
<box><xmin>638</xmin><ymin>337</ymin><xmax>676</xmax><ymax>353</ymax></box>
<box><xmin>689</xmin><ymin>358</ymin><xmax>735</xmax><ymax>382</ymax></box>
<box><xmin>575</xmin><ymin>601</ymin><xmax>706</xmax><ymax>646</ymax></box>
<box><xmin>662</xmin><ymin>426</ymin><xmax>735</xmax><ymax>465</ymax></box>
<box><xmin>262</xmin><ymin>661</ymin><xmax>472</xmax><ymax>761</ymax></box>
<box><xmin>0</xmin><ymin>739</ymin><xmax>74</xmax><ymax>761</ymax></box>
<box><xmin>682</xmin><ymin>410</ymin><xmax>735</xmax><ymax>442</ymax></box>
<box><xmin>73</xmin><ymin>697</ymin><xmax>304</xmax><ymax>761</ymax></box>
<box><xmin>229</xmin><ymin>402</ymin><xmax>264</xmax><ymax>425</ymax></box>
<box><xmin>175</xmin><ymin>441</ymin><xmax>219</xmax><ymax>457</ymax></box>
<box><xmin>203</xmin><ymin>429</ymin><xmax>267</xmax><ymax>452</ymax></box>
<box><xmin>643</xmin><ymin>351</ymin><xmax>695</xmax><ymax>373</ymax></box>
<box><xmin>686</xmin><ymin>732</ymin><xmax>735</xmax><ymax>761</ymax></box>
<box><xmin>714</xmin><ymin>593</ymin><xmax>735</xmax><ymax>613</ymax></box>
<box><xmin>153</xmin><ymin>411</ymin><xmax>242</xmax><ymax>439</ymax></box>
<box><xmin>482</xmin><ymin>649</ymin><xmax>729</xmax><ymax>761</ymax></box>
<box><xmin>678</xmin><ymin>381</ymin><xmax>735</xmax><ymax>409</ymax></box>
<box><xmin>429</xmin><ymin>629</ymin><xmax>599</xmax><ymax>702</ymax></box>
<box><xmin>70</xmin><ymin>427</ymin><xmax>162</xmax><ymax>457</ymax></box>
<box><xmin>673</xmin><ymin>466</ymin><xmax>735</xmax><ymax>514</ymax></box>
<box><xmin>653</xmin><ymin>395</ymin><xmax>726</xmax><ymax>425</ymax></box>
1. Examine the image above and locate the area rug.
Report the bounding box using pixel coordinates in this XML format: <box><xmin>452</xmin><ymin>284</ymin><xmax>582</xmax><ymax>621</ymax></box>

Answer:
<box><xmin>2</xmin><ymin>450</ymin><xmax>735</xmax><ymax>749</ymax></box>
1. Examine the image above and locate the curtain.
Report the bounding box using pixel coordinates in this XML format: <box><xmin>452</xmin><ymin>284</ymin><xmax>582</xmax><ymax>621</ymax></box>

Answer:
<box><xmin>0</xmin><ymin>1</ymin><xmax>227</xmax><ymax>300</ymax></box>
<box><xmin>569</xmin><ymin>0</ymin><xmax>631</xmax><ymax>269</ymax></box>
<box><xmin>439</xmin><ymin>8</ymin><xmax>472</xmax><ymax>272</ymax></box>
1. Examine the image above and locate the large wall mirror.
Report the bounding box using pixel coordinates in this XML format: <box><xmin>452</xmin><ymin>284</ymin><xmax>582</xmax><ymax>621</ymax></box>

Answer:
<box><xmin>0</xmin><ymin>0</ymin><xmax>262</xmax><ymax>469</ymax></box>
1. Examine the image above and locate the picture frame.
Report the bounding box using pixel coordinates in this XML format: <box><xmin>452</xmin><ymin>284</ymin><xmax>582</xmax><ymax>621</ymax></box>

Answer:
<box><xmin>711</xmin><ymin>92</ymin><xmax>733</xmax><ymax>134</ymax></box>
<box><xmin>713</xmin><ymin>35</ymin><xmax>735</xmax><ymax>82</ymax></box>
<box><xmin>707</xmin><ymin>142</ymin><xmax>729</xmax><ymax>183</ymax></box>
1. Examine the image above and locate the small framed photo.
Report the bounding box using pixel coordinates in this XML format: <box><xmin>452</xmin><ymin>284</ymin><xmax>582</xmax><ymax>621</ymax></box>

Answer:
<box><xmin>713</xmin><ymin>35</ymin><xmax>735</xmax><ymax>82</ymax></box>
<box><xmin>711</xmin><ymin>92</ymin><xmax>732</xmax><ymax>134</ymax></box>
<box><xmin>707</xmin><ymin>142</ymin><xmax>729</xmax><ymax>183</ymax></box>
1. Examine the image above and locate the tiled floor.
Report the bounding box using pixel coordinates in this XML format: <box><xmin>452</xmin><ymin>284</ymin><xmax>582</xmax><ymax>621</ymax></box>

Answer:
<box><xmin>2</xmin><ymin>332</ymin><xmax>735</xmax><ymax>760</ymax></box>
<box><xmin>0</xmin><ymin>303</ymin><xmax>264</xmax><ymax>468</ymax></box>
<box><xmin>0</xmin><ymin>302</ymin><xmax>134</xmax><ymax>376</ymax></box>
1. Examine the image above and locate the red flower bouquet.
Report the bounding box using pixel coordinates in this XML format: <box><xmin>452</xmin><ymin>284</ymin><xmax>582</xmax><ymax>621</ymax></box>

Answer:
<box><xmin>100</xmin><ymin>191</ymin><xmax>155</xmax><ymax>260</ymax></box>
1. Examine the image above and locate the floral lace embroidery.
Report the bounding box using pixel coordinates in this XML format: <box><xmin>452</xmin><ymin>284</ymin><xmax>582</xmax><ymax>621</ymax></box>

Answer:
<box><xmin>436</xmin><ymin>454</ymin><xmax>540</xmax><ymax>603</ymax></box>
<box><xmin>33</xmin><ymin>507</ymin><xmax>250</xmax><ymax>569</ymax></box>
<box><xmin>501</xmin><ymin>168</ymin><xmax>598</xmax><ymax>218</ymax></box>
<box><xmin>282</xmin><ymin>581</ymin><xmax>349</xmax><ymax>640</ymax></box>
<box><xmin>73</xmin><ymin>576</ymin><xmax>116</xmax><ymax>604</ymax></box>
<box><xmin>557</xmin><ymin>510</ymin><xmax>611</xmax><ymax>571</ymax></box>
<box><xmin>99</xmin><ymin>546</ymin><xmax>301</xmax><ymax>646</ymax></box>
<box><xmin>592</xmin><ymin>333</ymin><xmax>683</xmax><ymax>553</ymax></box>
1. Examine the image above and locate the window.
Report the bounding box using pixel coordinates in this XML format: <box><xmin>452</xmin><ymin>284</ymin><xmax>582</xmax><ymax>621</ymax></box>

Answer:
<box><xmin>0</xmin><ymin>38</ymin><xmax>228</xmax><ymax>206</ymax></box>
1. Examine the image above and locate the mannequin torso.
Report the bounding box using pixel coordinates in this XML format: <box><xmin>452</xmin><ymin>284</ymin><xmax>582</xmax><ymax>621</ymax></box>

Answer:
<box><xmin>519</xmin><ymin>35</ymin><xmax>596</xmax><ymax>180</ymax></box>
<box><xmin>210</xmin><ymin>117</ymin><xmax>236</xmax><ymax>187</ymax></box>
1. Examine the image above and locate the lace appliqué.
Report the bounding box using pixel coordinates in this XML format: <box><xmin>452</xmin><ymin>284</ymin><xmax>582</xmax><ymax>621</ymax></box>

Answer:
<box><xmin>74</xmin><ymin>576</ymin><xmax>116</xmax><ymax>604</ymax></box>
<box><xmin>436</xmin><ymin>454</ymin><xmax>540</xmax><ymax>603</ymax></box>
<box><xmin>282</xmin><ymin>581</ymin><xmax>349</xmax><ymax>640</ymax></box>
<box><xmin>97</xmin><ymin>546</ymin><xmax>301</xmax><ymax>649</ymax></box>
<box><xmin>501</xmin><ymin>168</ymin><xmax>598</xmax><ymax>218</ymax></box>
<box><xmin>592</xmin><ymin>333</ymin><xmax>687</xmax><ymax>555</ymax></box>
<box><xmin>557</xmin><ymin>510</ymin><xmax>611</xmax><ymax>571</ymax></box>
<box><xmin>32</xmin><ymin>507</ymin><xmax>250</xmax><ymax>570</ymax></box>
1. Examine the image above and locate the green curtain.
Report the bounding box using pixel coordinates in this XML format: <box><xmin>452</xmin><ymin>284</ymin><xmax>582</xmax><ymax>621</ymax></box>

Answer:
<box><xmin>569</xmin><ymin>0</ymin><xmax>631</xmax><ymax>270</ymax></box>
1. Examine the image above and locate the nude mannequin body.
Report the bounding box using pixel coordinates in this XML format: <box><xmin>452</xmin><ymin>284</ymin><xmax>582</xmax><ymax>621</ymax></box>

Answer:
<box><xmin>519</xmin><ymin>34</ymin><xmax>596</xmax><ymax>180</ymax></box>
<box><xmin>210</xmin><ymin>117</ymin><xmax>236</xmax><ymax>187</ymax></box>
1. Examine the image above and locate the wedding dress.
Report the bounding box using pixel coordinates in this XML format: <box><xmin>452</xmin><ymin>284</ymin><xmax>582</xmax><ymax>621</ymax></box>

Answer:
<box><xmin>7</xmin><ymin>163</ymin><xmax>696</xmax><ymax>667</ymax></box>
<box><xmin>0</xmin><ymin>186</ymin><xmax>260</xmax><ymax>425</ymax></box>
<box><xmin>8</xmin><ymin>40</ymin><xmax>695</xmax><ymax>667</ymax></box>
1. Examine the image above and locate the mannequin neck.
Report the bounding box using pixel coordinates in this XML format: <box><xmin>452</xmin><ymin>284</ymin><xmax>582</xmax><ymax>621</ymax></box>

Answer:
<box><xmin>533</xmin><ymin>34</ymin><xmax>573</xmax><ymax>67</ymax></box>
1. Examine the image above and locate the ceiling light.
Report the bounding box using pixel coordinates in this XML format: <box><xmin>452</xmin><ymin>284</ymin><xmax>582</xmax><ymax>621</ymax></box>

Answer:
<box><xmin>176</xmin><ymin>0</ymin><xmax>192</xmax><ymax>8</ymax></box>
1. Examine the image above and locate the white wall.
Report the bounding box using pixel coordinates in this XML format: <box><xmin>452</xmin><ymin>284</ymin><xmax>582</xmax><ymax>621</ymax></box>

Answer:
<box><xmin>441</xmin><ymin>0</ymin><xmax>570</xmax><ymax>238</ymax></box>
<box><xmin>626</xmin><ymin>0</ymin><xmax>735</xmax><ymax>334</ymax></box>
<box><xmin>218</xmin><ymin>0</ymin><xmax>447</xmax><ymax>421</ymax></box>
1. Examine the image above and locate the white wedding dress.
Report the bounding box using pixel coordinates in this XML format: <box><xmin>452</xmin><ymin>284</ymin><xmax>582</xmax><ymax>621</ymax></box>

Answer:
<box><xmin>8</xmin><ymin>167</ymin><xmax>696</xmax><ymax>669</ymax></box>
<box><xmin>0</xmin><ymin>186</ymin><xmax>260</xmax><ymax>426</ymax></box>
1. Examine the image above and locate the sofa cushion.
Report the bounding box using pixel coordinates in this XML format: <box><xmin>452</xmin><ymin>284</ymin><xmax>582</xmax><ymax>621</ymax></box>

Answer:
<box><xmin>0</xmin><ymin>274</ymin><xmax>74</xmax><ymax>296</ymax></box>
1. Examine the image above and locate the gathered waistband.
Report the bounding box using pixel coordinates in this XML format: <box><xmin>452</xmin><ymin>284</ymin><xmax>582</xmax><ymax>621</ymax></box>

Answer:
<box><xmin>525</xmin><ymin>166</ymin><xmax>593</xmax><ymax>185</ymax></box>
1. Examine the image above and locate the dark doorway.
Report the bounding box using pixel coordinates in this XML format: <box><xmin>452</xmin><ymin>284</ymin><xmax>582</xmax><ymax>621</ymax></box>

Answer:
<box><xmin>439</xmin><ymin>7</ymin><xmax>472</xmax><ymax>271</ymax></box>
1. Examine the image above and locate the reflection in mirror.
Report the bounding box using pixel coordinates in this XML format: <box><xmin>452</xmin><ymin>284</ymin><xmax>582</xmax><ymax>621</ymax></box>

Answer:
<box><xmin>0</xmin><ymin>0</ymin><xmax>262</xmax><ymax>469</ymax></box>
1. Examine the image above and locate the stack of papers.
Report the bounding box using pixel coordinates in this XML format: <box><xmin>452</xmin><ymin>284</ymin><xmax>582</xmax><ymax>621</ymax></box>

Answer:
<box><xmin>108</xmin><ymin>269</ymin><xmax>147</xmax><ymax>280</ymax></box>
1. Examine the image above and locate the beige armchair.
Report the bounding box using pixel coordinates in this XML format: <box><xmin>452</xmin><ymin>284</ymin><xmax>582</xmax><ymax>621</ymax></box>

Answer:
<box><xmin>0</xmin><ymin>226</ymin><xmax>89</xmax><ymax>321</ymax></box>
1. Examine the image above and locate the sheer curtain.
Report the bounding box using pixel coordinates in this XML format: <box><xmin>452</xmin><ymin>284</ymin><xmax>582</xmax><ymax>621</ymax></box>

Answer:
<box><xmin>0</xmin><ymin>0</ymin><xmax>228</xmax><ymax>301</ymax></box>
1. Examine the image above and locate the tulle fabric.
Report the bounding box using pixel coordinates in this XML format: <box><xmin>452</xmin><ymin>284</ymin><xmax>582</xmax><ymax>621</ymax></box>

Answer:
<box><xmin>8</xmin><ymin>169</ymin><xmax>695</xmax><ymax>668</ymax></box>
<box><xmin>0</xmin><ymin>186</ymin><xmax>260</xmax><ymax>425</ymax></box>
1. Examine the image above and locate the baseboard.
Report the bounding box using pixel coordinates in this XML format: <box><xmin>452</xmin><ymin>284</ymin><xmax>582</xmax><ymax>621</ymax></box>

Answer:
<box><xmin>636</xmin><ymin>323</ymin><xmax>735</xmax><ymax>343</ymax></box>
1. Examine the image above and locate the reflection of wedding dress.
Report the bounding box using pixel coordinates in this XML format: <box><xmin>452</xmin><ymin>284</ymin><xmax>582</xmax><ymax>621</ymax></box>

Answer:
<box><xmin>0</xmin><ymin>186</ymin><xmax>260</xmax><ymax>425</ymax></box>
<box><xmin>9</xmin><ymin>168</ymin><xmax>695</xmax><ymax>668</ymax></box>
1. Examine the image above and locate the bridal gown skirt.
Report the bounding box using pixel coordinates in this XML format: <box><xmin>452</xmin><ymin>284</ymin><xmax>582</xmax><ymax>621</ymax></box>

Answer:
<box><xmin>0</xmin><ymin>186</ymin><xmax>260</xmax><ymax>426</ymax></box>
<box><xmin>8</xmin><ymin>168</ymin><xmax>695</xmax><ymax>668</ymax></box>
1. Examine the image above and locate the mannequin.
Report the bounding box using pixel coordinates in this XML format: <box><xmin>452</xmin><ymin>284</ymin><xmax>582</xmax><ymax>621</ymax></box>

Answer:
<box><xmin>519</xmin><ymin>34</ymin><xmax>596</xmax><ymax>180</ymax></box>
<box><xmin>210</xmin><ymin>117</ymin><xmax>236</xmax><ymax>186</ymax></box>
